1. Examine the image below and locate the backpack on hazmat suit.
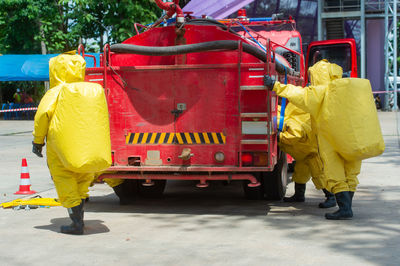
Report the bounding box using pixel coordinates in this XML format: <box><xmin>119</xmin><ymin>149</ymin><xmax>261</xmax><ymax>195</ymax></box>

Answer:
<box><xmin>308</xmin><ymin>60</ymin><xmax>385</xmax><ymax>161</ymax></box>
<box><xmin>46</xmin><ymin>52</ymin><xmax>111</xmax><ymax>173</ymax></box>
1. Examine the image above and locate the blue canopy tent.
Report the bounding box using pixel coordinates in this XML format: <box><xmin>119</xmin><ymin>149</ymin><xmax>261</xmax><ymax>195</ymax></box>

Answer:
<box><xmin>0</xmin><ymin>53</ymin><xmax>100</xmax><ymax>81</ymax></box>
<box><xmin>0</xmin><ymin>53</ymin><xmax>100</xmax><ymax>119</ymax></box>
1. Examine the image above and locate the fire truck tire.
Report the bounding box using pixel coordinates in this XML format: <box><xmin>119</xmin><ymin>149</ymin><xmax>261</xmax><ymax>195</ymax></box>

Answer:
<box><xmin>123</xmin><ymin>179</ymin><xmax>139</xmax><ymax>197</ymax></box>
<box><xmin>263</xmin><ymin>151</ymin><xmax>288</xmax><ymax>200</ymax></box>
<box><xmin>288</xmin><ymin>160</ymin><xmax>296</xmax><ymax>173</ymax></box>
<box><xmin>242</xmin><ymin>173</ymin><xmax>264</xmax><ymax>200</ymax></box>
<box><xmin>138</xmin><ymin>180</ymin><xmax>167</xmax><ymax>198</ymax></box>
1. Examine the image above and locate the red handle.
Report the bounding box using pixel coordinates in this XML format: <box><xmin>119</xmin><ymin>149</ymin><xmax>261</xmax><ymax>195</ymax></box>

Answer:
<box><xmin>154</xmin><ymin>0</ymin><xmax>183</xmax><ymax>19</ymax></box>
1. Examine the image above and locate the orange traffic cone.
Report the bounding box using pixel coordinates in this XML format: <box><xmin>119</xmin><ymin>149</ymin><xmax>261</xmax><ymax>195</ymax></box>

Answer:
<box><xmin>14</xmin><ymin>158</ymin><xmax>36</xmax><ymax>195</ymax></box>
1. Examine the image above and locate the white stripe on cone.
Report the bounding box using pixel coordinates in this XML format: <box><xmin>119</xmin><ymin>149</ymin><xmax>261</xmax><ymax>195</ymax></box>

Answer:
<box><xmin>20</xmin><ymin>179</ymin><xmax>31</xmax><ymax>185</ymax></box>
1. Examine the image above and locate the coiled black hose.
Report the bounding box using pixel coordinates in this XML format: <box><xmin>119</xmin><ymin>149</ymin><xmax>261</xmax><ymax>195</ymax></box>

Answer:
<box><xmin>110</xmin><ymin>40</ymin><xmax>299</xmax><ymax>77</ymax></box>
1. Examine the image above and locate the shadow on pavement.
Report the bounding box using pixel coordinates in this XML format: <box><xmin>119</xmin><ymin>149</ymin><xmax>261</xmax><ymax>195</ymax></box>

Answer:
<box><xmin>34</xmin><ymin>218</ymin><xmax>110</xmax><ymax>235</ymax></box>
<box><xmin>86</xmin><ymin>180</ymin><xmax>276</xmax><ymax>217</ymax></box>
<box><xmin>85</xmin><ymin>180</ymin><xmax>400</xmax><ymax>265</ymax></box>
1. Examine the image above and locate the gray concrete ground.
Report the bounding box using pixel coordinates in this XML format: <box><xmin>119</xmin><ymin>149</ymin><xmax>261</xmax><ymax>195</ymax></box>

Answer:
<box><xmin>0</xmin><ymin>112</ymin><xmax>399</xmax><ymax>266</ymax></box>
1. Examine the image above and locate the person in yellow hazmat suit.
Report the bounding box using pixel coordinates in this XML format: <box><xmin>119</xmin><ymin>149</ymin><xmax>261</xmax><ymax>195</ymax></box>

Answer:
<box><xmin>264</xmin><ymin>59</ymin><xmax>384</xmax><ymax>220</ymax></box>
<box><xmin>32</xmin><ymin>53</ymin><xmax>91</xmax><ymax>234</ymax></box>
<box><xmin>278</xmin><ymin>103</ymin><xmax>335</xmax><ymax>208</ymax></box>
<box><xmin>31</xmin><ymin>52</ymin><xmax>128</xmax><ymax>234</ymax></box>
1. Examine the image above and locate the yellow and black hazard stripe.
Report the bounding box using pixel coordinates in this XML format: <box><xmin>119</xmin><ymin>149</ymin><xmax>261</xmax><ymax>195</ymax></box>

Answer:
<box><xmin>126</xmin><ymin>132</ymin><xmax>226</xmax><ymax>144</ymax></box>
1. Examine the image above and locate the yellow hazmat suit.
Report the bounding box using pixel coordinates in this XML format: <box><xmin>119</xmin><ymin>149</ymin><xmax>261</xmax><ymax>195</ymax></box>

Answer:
<box><xmin>273</xmin><ymin>60</ymin><xmax>384</xmax><ymax>194</ymax></box>
<box><xmin>33</xmin><ymin>53</ymin><xmax>111</xmax><ymax>208</ymax></box>
<box><xmin>278</xmin><ymin>103</ymin><xmax>324</xmax><ymax>189</ymax></box>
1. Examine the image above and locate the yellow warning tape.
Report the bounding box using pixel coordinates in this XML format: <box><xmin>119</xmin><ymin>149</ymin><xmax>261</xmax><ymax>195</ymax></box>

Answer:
<box><xmin>126</xmin><ymin>132</ymin><xmax>226</xmax><ymax>145</ymax></box>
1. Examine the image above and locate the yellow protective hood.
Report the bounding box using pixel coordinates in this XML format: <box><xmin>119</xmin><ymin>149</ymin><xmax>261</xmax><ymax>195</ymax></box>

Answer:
<box><xmin>49</xmin><ymin>51</ymin><xmax>86</xmax><ymax>89</ymax></box>
<box><xmin>308</xmin><ymin>59</ymin><xmax>343</xmax><ymax>86</ymax></box>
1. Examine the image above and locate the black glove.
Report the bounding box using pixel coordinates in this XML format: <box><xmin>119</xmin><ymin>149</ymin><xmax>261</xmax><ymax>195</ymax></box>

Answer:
<box><xmin>32</xmin><ymin>142</ymin><xmax>44</xmax><ymax>157</ymax></box>
<box><xmin>264</xmin><ymin>75</ymin><xmax>275</xmax><ymax>90</ymax></box>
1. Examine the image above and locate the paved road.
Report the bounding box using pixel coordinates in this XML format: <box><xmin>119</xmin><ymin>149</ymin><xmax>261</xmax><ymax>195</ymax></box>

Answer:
<box><xmin>0</xmin><ymin>112</ymin><xmax>399</xmax><ymax>266</ymax></box>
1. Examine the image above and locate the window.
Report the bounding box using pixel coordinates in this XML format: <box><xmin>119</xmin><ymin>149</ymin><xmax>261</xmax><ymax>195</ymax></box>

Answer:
<box><xmin>308</xmin><ymin>43</ymin><xmax>352</xmax><ymax>74</ymax></box>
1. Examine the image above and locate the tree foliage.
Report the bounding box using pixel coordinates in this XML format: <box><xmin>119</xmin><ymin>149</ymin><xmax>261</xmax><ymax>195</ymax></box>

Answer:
<box><xmin>0</xmin><ymin>0</ymin><xmax>41</xmax><ymax>53</ymax></box>
<box><xmin>0</xmin><ymin>0</ymin><xmax>162</xmax><ymax>55</ymax></box>
<box><xmin>0</xmin><ymin>0</ymin><xmax>162</xmax><ymax>103</ymax></box>
<box><xmin>102</xmin><ymin>0</ymin><xmax>161</xmax><ymax>44</ymax></box>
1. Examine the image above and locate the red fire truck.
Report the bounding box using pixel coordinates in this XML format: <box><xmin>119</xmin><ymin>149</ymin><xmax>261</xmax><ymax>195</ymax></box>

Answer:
<box><xmin>79</xmin><ymin>1</ymin><xmax>358</xmax><ymax>200</ymax></box>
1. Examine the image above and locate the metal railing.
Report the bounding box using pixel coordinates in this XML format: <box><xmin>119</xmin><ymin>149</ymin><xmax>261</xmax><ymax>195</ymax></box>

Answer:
<box><xmin>323</xmin><ymin>0</ymin><xmax>398</xmax><ymax>13</ymax></box>
<box><xmin>323</xmin><ymin>0</ymin><xmax>361</xmax><ymax>12</ymax></box>
<box><xmin>365</xmin><ymin>0</ymin><xmax>386</xmax><ymax>12</ymax></box>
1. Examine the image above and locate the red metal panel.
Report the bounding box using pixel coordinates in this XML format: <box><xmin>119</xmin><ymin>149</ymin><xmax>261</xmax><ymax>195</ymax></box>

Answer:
<box><xmin>173</xmin><ymin>67</ymin><xmax>238</xmax><ymax>165</ymax></box>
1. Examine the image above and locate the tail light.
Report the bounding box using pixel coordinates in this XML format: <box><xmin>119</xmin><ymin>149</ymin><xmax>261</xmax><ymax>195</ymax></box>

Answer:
<box><xmin>111</xmin><ymin>152</ymin><xmax>115</xmax><ymax>165</ymax></box>
<box><xmin>253</xmin><ymin>152</ymin><xmax>268</xmax><ymax>166</ymax></box>
<box><xmin>241</xmin><ymin>153</ymin><xmax>253</xmax><ymax>166</ymax></box>
<box><xmin>241</xmin><ymin>152</ymin><xmax>268</xmax><ymax>166</ymax></box>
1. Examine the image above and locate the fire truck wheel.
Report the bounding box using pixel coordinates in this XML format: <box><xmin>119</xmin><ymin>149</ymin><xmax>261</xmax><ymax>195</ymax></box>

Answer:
<box><xmin>288</xmin><ymin>161</ymin><xmax>296</xmax><ymax>173</ymax></box>
<box><xmin>263</xmin><ymin>151</ymin><xmax>288</xmax><ymax>200</ymax></box>
<box><xmin>138</xmin><ymin>180</ymin><xmax>167</xmax><ymax>198</ymax></box>
<box><xmin>123</xmin><ymin>179</ymin><xmax>139</xmax><ymax>198</ymax></box>
<box><xmin>242</xmin><ymin>173</ymin><xmax>264</xmax><ymax>200</ymax></box>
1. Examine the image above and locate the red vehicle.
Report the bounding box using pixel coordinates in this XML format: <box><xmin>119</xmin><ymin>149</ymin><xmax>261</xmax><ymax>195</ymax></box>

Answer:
<box><xmin>79</xmin><ymin>1</ymin><xmax>357</xmax><ymax>200</ymax></box>
<box><xmin>306</xmin><ymin>38</ymin><xmax>358</xmax><ymax>79</ymax></box>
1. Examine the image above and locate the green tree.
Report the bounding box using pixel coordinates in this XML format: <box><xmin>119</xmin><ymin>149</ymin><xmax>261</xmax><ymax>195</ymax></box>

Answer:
<box><xmin>1</xmin><ymin>0</ymin><xmax>162</xmax><ymax>54</ymax></box>
<box><xmin>57</xmin><ymin>0</ymin><xmax>162</xmax><ymax>52</ymax></box>
<box><xmin>0</xmin><ymin>0</ymin><xmax>82</xmax><ymax>54</ymax></box>
<box><xmin>0</xmin><ymin>0</ymin><xmax>41</xmax><ymax>54</ymax></box>
<box><xmin>0</xmin><ymin>0</ymin><xmax>163</xmax><ymax>103</ymax></box>
<box><xmin>102</xmin><ymin>0</ymin><xmax>161</xmax><ymax>43</ymax></box>
<box><xmin>33</xmin><ymin>0</ymin><xmax>80</xmax><ymax>53</ymax></box>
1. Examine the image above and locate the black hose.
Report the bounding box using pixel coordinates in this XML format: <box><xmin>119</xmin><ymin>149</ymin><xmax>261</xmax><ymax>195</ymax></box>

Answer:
<box><xmin>110</xmin><ymin>40</ymin><xmax>299</xmax><ymax>77</ymax></box>
<box><xmin>187</xmin><ymin>18</ymin><xmax>229</xmax><ymax>29</ymax></box>
<box><xmin>186</xmin><ymin>18</ymin><xmax>238</xmax><ymax>35</ymax></box>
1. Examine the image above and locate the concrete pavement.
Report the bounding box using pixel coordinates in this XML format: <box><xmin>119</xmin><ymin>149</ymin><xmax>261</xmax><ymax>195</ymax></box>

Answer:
<box><xmin>0</xmin><ymin>112</ymin><xmax>399</xmax><ymax>266</ymax></box>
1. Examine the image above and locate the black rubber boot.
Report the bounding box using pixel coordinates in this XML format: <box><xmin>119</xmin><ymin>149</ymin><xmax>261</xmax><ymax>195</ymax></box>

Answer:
<box><xmin>283</xmin><ymin>183</ymin><xmax>306</xmax><ymax>202</ymax></box>
<box><xmin>349</xmin><ymin>191</ymin><xmax>354</xmax><ymax>202</ymax></box>
<box><xmin>81</xmin><ymin>199</ymin><xmax>85</xmax><ymax>226</ymax></box>
<box><xmin>318</xmin><ymin>189</ymin><xmax>336</xmax><ymax>208</ymax></box>
<box><xmin>60</xmin><ymin>202</ymin><xmax>84</xmax><ymax>235</ymax></box>
<box><xmin>325</xmin><ymin>191</ymin><xmax>353</xmax><ymax>220</ymax></box>
<box><xmin>113</xmin><ymin>183</ymin><xmax>132</xmax><ymax>205</ymax></box>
